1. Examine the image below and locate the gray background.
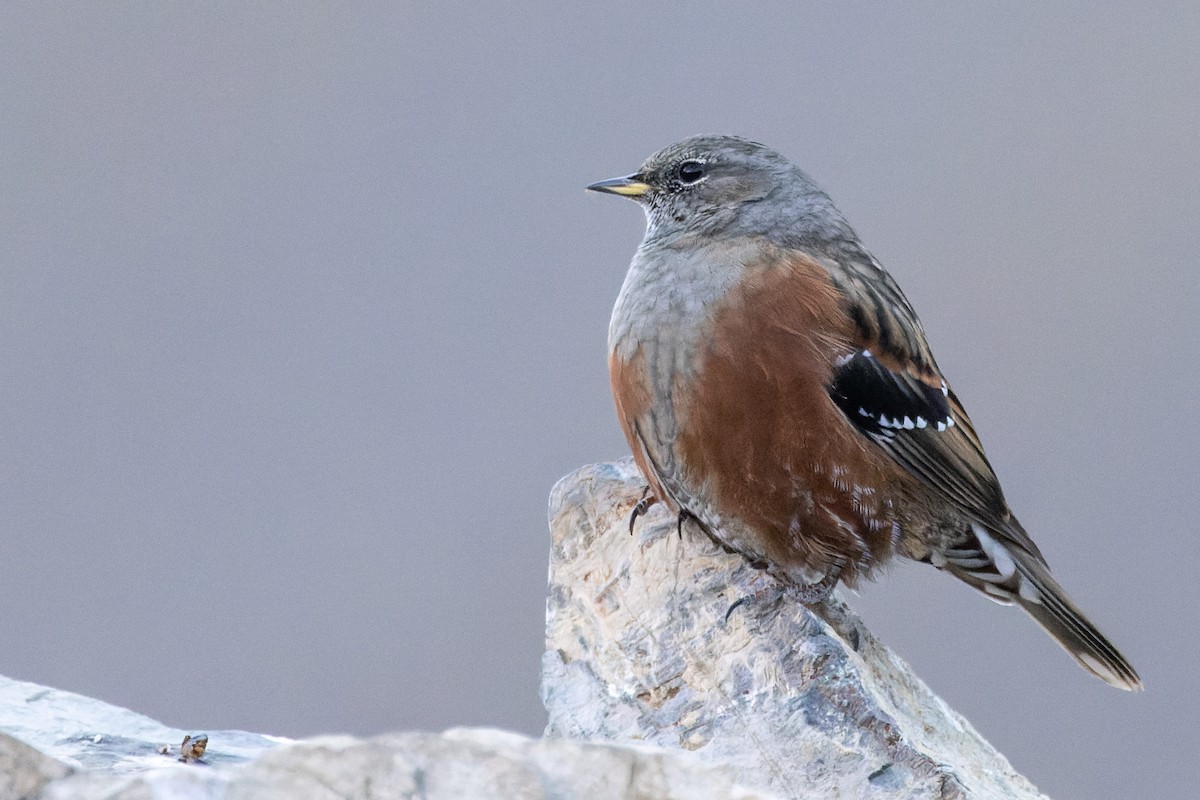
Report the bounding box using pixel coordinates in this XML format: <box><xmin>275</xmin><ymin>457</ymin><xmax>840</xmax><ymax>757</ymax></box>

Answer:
<box><xmin>2</xmin><ymin>3</ymin><xmax>1195</xmax><ymax>797</ymax></box>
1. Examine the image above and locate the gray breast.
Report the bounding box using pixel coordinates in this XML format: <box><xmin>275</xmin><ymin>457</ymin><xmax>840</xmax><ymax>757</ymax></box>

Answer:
<box><xmin>608</xmin><ymin>235</ymin><xmax>754</xmax><ymax>371</ymax></box>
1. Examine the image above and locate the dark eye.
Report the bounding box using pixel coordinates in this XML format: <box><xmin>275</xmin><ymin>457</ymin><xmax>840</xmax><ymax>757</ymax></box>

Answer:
<box><xmin>677</xmin><ymin>160</ymin><xmax>706</xmax><ymax>184</ymax></box>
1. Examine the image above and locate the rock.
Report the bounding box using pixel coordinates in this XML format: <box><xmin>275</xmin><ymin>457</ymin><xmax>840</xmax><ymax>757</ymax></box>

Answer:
<box><xmin>0</xmin><ymin>672</ymin><xmax>286</xmax><ymax>799</ymax></box>
<box><xmin>221</xmin><ymin>728</ymin><xmax>774</xmax><ymax>800</ymax></box>
<box><xmin>0</xmin><ymin>733</ymin><xmax>72</xmax><ymax>800</ymax></box>
<box><xmin>0</xmin><ymin>673</ymin><xmax>767</xmax><ymax>799</ymax></box>
<box><xmin>0</xmin><ymin>674</ymin><xmax>284</xmax><ymax>777</ymax></box>
<box><xmin>543</xmin><ymin>459</ymin><xmax>1048</xmax><ymax>800</ymax></box>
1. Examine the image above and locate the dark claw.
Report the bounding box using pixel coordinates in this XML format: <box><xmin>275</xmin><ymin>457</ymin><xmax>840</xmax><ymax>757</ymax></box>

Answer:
<box><xmin>724</xmin><ymin>595</ymin><xmax>750</xmax><ymax>624</ymax></box>
<box><xmin>628</xmin><ymin>489</ymin><xmax>658</xmax><ymax>535</ymax></box>
<box><xmin>724</xmin><ymin>583</ymin><xmax>785</xmax><ymax>624</ymax></box>
<box><xmin>724</xmin><ymin>562</ymin><xmax>845</xmax><ymax>625</ymax></box>
<box><xmin>676</xmin><ymin>509</ymin><xmax>697</xmax><ymax>540</ymax></box>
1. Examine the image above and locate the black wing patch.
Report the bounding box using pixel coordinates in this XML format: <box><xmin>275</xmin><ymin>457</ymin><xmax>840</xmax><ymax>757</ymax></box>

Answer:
<box><xmin>827</xmin><ymin>348</ymin><xmax>1015</xmax><ymax>530</ymax></box>
<box><xmin>828</xmin><ymin>350</ymin><xmax>952</xmax><ymax>440</ymax></box>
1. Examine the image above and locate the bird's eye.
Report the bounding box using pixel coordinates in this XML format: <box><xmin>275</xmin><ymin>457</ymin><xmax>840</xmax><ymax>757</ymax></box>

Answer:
<box><xmin>677</xmin><ymin>160</ymin><xmax>706</xmax><ymax>184</ymax></box>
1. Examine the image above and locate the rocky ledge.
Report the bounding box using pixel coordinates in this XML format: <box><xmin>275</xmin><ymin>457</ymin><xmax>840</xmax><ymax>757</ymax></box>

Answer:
<box><xmin>543</xmin><ymin>459</ymin><xmax>1046</xmax><ymax>799</ymax></box>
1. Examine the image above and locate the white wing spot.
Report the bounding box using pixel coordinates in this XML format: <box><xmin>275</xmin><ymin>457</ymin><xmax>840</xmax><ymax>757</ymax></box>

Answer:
<box><xmin>915</xmin><ymin>417</ymin><xmax>928</xmax><ymax>429</ymax></box>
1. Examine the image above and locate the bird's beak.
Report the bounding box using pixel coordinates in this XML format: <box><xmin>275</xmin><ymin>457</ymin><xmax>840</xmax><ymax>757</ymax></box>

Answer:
<box><xmin>586</xmin><ymin>175</ymin><xmax>651</xmax><ymax>197</ymax></box>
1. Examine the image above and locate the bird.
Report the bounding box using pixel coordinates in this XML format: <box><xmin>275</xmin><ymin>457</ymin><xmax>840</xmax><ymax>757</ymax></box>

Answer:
<box><xmin>588</xmin><ymin>134</ymin><xmax>1141</xmax><ymax>691</ymax></box>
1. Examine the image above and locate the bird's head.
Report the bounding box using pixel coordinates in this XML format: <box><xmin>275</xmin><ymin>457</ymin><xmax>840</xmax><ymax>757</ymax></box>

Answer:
<box><xmin>587</xmin><ymin>134</ymin><xmax>846</xmax><ymax>245</ymax></box>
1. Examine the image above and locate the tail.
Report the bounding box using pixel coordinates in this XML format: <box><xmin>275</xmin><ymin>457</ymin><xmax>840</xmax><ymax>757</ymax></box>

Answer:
<box><xmin>936</xmin><ymin>521</ymin><xmax>1142</xmax><ymax>691</ymax></box>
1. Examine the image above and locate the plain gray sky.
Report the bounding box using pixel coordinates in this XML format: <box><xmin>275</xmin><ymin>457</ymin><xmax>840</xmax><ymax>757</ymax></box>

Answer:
<box><xmin>2</xmin><ymin>3</ymin><xmax>1196</xmax><ymax>797</ymax></box>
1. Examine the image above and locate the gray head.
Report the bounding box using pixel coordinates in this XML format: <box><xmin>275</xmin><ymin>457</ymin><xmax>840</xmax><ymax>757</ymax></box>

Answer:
<box><xmin>587</xmin><ymin>134</ymin><xmax>853</xmax><ymax>246</ymax></box>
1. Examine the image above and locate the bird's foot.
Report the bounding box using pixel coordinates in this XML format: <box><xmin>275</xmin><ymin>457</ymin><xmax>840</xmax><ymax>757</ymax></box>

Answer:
<box><xmin>724</xmin><ymin>561</ymin><xmax>845</xmax><ymax>624</ymax></box>
<box><xmin>724</xmin><ymin>582</ymin><xmax>788</xmax><ymax>624</ymax></box>
<box><xmin>676</xmin><ymin>509</ymin><xmax>699</xmax><ymax>540</ymax></box>
<box><xmin>628</xmin><ymin>488</ymin><xmax>659</xmax><ymax>535</ymax></box>
<box><xmin>789</xmin><ymin>560</ymin><xmax>845</xmax><ymax>605</ymax></box>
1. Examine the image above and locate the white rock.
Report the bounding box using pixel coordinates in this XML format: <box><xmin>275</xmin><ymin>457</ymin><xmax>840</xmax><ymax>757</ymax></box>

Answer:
<box><xmin>0</xmin><ymin>732</ymin><xmax>73</xmax><ymax>799</ymax></box>
<box><xmin>543</xmin><ymin>459</ymin><xmax>1048</xmax><ymax>800</ymax></box>
<box><xmin>0</xmin><ymin>674</ymin><xmax>767</xmax><ymax>799</ymax></box>
<box><xmin>0</xmin><ymin>673</ymin><xmax>284</xmax><ymax>777</ymax></box>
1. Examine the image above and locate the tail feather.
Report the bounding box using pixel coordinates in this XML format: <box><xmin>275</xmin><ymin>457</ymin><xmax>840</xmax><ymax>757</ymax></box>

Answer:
<box><xmin>938</xmin><ymin>521</ymin><xmax>1142</xmax><ymax>691</ymax></box>
<box><xmin>1013</xmin><ymin>556</ymin><xmax>1142</xmax><ymax>691</ymax></box>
